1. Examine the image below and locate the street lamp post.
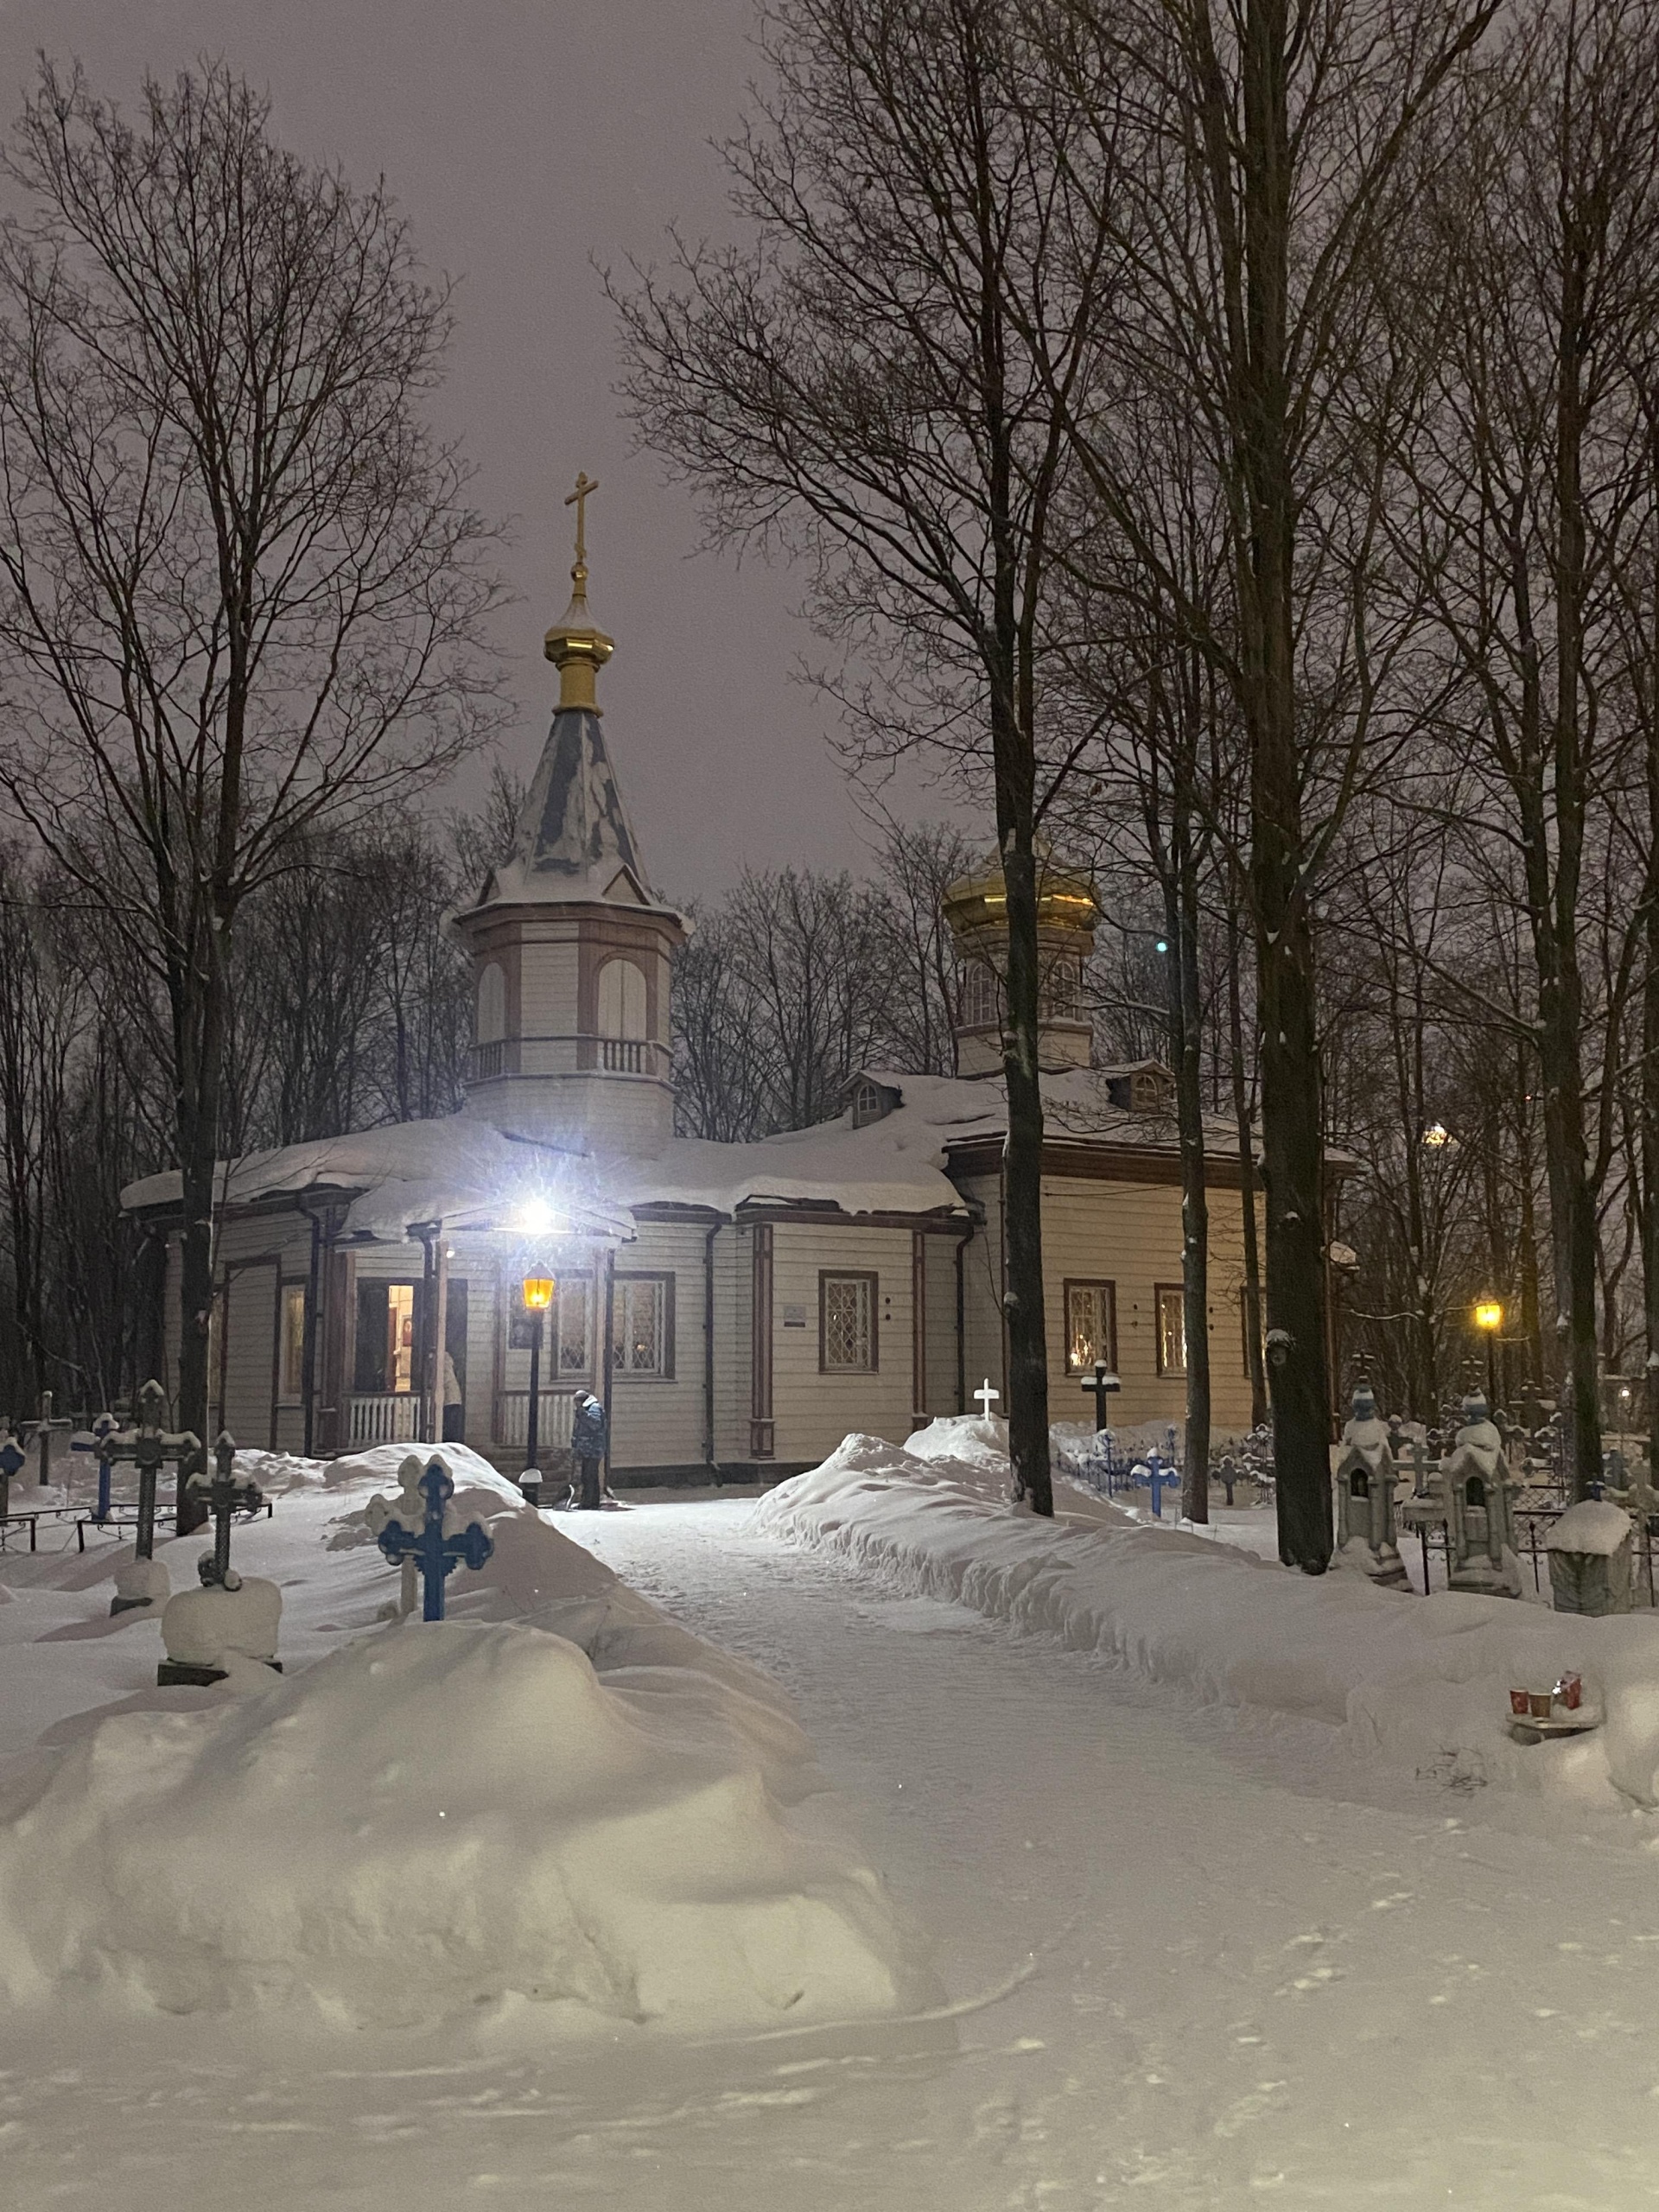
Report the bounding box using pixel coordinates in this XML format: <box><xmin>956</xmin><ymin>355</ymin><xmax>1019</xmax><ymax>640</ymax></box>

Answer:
<box><xmin>522</xmin><ymin>1274</ymin><xmax>555</xmax><ymax>1507</ymax></box>
<box><xmin>1473</xmin><ymin>1298</ymin><xmax>1503</xmax><ymax>1412</ymax></box>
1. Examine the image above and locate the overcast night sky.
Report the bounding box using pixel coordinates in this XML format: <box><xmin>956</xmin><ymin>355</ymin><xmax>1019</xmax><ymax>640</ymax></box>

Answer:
<box><xmin>0</xmin><ymin>0</ymin><xmax>918</xmax><ymax>895</ymax></box>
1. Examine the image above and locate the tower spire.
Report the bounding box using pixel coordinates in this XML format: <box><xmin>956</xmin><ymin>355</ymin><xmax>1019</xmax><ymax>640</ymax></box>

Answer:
<box><xmin>543</xmin><ymin>469</ymin><xmax>614</xmax><ymax>712</ymax></box>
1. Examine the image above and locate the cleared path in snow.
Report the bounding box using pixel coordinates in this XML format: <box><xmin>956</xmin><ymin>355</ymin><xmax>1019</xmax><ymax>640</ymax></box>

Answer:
<box><xmin>5</xmin><ymin>1491</ymin><xmax>1659</xmax><ymax>2210</ymax></box>
<box><xmin>559</xmin><ymin>1496</ymin><xmax>1659</xmax><ymax>2210</ymax></box>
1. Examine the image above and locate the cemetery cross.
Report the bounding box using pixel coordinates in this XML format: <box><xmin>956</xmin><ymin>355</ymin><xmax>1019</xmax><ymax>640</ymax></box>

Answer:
<box><xmin>375</xmin><ymin>1459</ymin><xmax>494</xmax><ymax>1622</ymax></box>
<box><xmin>974</xmin><ymin>1378</ymin><xmax>1001</xmax><ymax>1421</ymax></box>
<box><xmin>1081</xmin><ymin>1359</ymin><xmax>1121</xmax><ymax>1433</ymax></box>
<box><xmin>184</xmin><ymin>1432</ymin><xmax>265</xmax><ymax>1586</ymax></box>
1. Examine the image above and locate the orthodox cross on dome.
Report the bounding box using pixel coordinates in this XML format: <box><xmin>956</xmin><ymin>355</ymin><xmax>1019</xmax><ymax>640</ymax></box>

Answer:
<box><xmin>565</xmin><ymin>469</ymin><xmax>599</xmax><ymax>573</ymax></box>
<box><xmin>544</xmin><ymin>468</ymin><xmax>614</xmax><ymax>709</ymax></box>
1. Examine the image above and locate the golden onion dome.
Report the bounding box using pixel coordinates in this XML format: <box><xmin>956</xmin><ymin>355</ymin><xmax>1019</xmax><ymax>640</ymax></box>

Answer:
<box><xmin>942</xmin><ymin>852</ymin><xmax>1098</xmax><ymax>952</ymax></box>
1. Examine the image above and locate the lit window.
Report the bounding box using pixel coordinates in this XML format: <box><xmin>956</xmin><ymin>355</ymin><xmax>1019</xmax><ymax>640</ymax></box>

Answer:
<box><xmin>821</xmin><ymin>1273</ymin><xmax>877</xmax><ymax>1372</ymax></box>
<box><xmin>1156</xmin><ymin>1285</ymin><xmax>1186</xmax><ymax>1376</ymax></box>
<box><xmin>1064</xmin><ymin>1280</ymin><xmax>1116</xmax><ymax>1374</ymax></box>
<box><xmin>612</xmin><ymin>1274</ymin><xmax>672</xmax><ymax>1377</ymax></box>
<box><xmin>279</xmin><ymin>1282</ymin><xmax>307</xmax><ymax>1401</ymax></box>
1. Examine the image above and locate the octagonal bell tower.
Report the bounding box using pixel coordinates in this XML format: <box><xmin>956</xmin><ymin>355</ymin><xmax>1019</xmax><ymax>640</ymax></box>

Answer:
<box><xmin>942</xmin><ymin>849</ymin><xmax>1097</xmax><ymax>1075</ymax></box>
<box><xmin>454</xmin><ymin>476</ymin><xmax>688</xmax><ymax>1154</ymax></box>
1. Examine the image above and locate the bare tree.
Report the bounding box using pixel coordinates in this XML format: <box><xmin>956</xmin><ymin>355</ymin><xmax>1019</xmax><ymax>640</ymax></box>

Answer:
<box><xmin>1043</xmin><ymin>0</ymin><xmax>1498</xmax><ymax>1565</ymax></box>
<box><xmin>616</xmin><ymin>0</ymin><xmax>1126</xmax><ymax>1515</ymax></box>
<box><xmin>1388</xmin><ymin>0</ymin><xmax>1659</xmax><ymax>1492</ymax></box>
<box><xmin>0</xmin><ymin>62</ymin><xmax>502</xmax><ymax>1508</ymax></box>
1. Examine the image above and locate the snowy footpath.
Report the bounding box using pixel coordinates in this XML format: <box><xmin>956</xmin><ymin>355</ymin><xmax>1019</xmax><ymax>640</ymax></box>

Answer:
<box><xmin>3</xmin><ymin>1430</ymin><xmax>1659</xmax><ymax>2206</ymax></box>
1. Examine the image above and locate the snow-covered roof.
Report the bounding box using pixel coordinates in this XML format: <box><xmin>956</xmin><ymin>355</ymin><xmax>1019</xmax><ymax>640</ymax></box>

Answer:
<box><xmin>460</xmin><ymin>706</ymin><xmax>683</xmax><ymax>920</ymax></box>
<box><xmin>851</xmin><ymin>1066</ymin><xmax>1243</xmax><ymax>1160</ymax></box>
<box><xmin>118</xmin><ymin>1064</ymin><xmax>1272</xmax><ymax>1247</ymax></box>
<box><xmin>619</xmin><ymin>1116</ymin><xmax>966</xmax><ymax>1218</ymax></box>
<box><xmin>120</xmin><ymin>1118</ymin><xmax>636</xmax><ymax>1246</ymax></box>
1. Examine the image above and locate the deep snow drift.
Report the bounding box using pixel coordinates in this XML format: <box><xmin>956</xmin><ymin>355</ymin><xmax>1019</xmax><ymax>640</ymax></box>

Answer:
<box><xmin>753</xmin><ymin>1417</ymin><xmax>1659</xmax><ymax>1809</ymax></box>
<box><xmin>0</xmin><ymin>1463</ymin><xmax>922</xmax><ymax>2038</ymax></box>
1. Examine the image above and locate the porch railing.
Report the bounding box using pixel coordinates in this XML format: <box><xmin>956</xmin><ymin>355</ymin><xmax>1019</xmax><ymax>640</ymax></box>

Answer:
<box><xmin>349</xmin><ymin>1392</ymin><xmax>423</xmax><ymax>1445</ymax></box>
<box><xmin>494</xmin><ymin>1389</ymin><xmax>576</xmax><ymax>1452</ymax></box>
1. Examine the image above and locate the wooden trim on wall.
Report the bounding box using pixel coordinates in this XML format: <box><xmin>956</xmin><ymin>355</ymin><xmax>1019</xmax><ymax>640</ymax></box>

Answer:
<box><xmin>912</xmin><ymin>1231</ymin><xmax>926</xmax><ymax>1425</ymax></box>
<box><xmin>316</xmin><ymin>1248</ymin><xmax>355</xmax><ymax>1455</ymax></box>
<box><xmin>734</xmin><ymin>1203</ymin><xmax>968</xmax><ymax>1233</ymax></box>
<box><xmin>750</xmin><ymin>1223</ymin><xmax>774</xmax><ymax>1458</ymax></box>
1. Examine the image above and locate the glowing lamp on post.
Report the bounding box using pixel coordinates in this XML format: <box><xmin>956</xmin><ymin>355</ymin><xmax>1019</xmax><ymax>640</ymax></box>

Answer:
<box><xmin>1473</xmin><ymin>1297</ymin><xmax>1503</xmax><ymax>1410</ymax></box>
<box><xmin>521</xmin><ymin>1274</ymin><xmax>556</xmax><ymax>1505</ymax></box>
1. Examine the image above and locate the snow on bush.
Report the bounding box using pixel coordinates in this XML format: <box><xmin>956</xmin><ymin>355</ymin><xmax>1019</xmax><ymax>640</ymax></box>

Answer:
<box><xmin>753</xmin><ymin>1420</ymin><xmax>1659</xmax><ymax>1811</ymax></box>
<box><xmin>0</xmin><ymin>1616</ymin><xmax>922</xmax><ymax>2035</ymax></box>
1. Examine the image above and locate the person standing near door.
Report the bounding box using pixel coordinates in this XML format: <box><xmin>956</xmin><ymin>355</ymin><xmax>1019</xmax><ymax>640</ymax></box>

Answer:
<box><xmin>571</xmin><ymin>1389</ymin><xmax>607</xmax><ymax>1510</ymax></box>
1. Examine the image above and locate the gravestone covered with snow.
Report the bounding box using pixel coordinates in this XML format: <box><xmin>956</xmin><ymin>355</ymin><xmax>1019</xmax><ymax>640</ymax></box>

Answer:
<box><xmin>160</xmin><ymin>1562</ymin><xmax>284</xmax><ymax>1687</ymax></box>
<box><xmin>1546</xmin><ymin>1498</ymin><xmax>1634</xmax><ymax>1617</ymax></box>
<box><xmin>1441</xmin><ymin>1392</ymin><xmax>1522</xmax><ymax>1597</ymax></box>
<box><xmin>1334</xmin><ymin>1382</ymin><xmax>1408</xmax><ymax>1588</ymax></box>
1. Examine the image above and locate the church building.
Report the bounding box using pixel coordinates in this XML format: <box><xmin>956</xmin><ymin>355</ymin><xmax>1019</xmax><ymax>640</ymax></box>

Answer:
<box><xmin>123</xmin><ymin>502</ymin><xmax>1264</xmax><ymax>1483</ymax></box>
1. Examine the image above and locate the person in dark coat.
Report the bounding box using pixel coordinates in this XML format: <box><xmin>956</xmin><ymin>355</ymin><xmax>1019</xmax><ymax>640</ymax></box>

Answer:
<box><xmin>570</xmin><ymin>1390</ymin><xmax>607</xmax><ymax>1510</ymax></box>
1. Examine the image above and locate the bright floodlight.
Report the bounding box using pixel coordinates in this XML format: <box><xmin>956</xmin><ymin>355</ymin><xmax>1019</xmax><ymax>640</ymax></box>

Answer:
<box><xmin>517</xmin><ymin>1198</ymin><xmax>560</xmax><ymax>1236</ymax></box>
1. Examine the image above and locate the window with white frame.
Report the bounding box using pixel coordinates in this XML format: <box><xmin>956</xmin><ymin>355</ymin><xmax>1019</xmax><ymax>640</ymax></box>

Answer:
<box><xmin>820</xmin><ymin>1272</ymin><xmax>878</xmax><ymax>1373</ymax></box>
<box><xmin>611</xmin><ymin>1274</ymin><xmax>672</xmax><ymax>1377</ymax></box>
<box><xmin>959</xmin><ymin>962</ymin><xmax>1001</xmax><ymax>1029</ymax></box>
<box><xmin>597</xmin><ymin>957</ymin><xmax>648</xmax><ymax>1039</ymax></box>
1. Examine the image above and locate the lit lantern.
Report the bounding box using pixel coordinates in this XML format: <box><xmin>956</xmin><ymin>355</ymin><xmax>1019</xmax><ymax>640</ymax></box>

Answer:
<box><xmin>520</xmin><ymin>1274</ymin><xmax>556</xmax><ymax>1501</ymax></box>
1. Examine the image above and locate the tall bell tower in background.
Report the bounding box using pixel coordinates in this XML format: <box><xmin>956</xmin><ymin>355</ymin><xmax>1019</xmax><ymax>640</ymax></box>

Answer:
<box><xmin>454</xmin><ymin>475</ymin><xmax>689</xmax><ymax>1154</ymax></box>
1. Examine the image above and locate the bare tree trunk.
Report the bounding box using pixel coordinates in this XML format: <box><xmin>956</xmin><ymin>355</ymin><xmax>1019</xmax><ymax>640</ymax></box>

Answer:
<box><xmin>1227</xmin><ymin>888</ymin><xmax>1269</xmax><ymax>1427</ymax></box>
<box><xmin>1169</xmin><ymin>784</ymin><xmax>1211</xmax><ymax>1521</ymax></box>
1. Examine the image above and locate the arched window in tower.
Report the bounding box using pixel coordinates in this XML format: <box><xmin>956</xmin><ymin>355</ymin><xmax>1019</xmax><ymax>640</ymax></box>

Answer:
<box><xmin>959</xmin><ymin>962</ymin><xmax>1001</xmax><ymax>1030</ymax></box>
<box><xmin>597</xmin><ymin>957</ymin><xmax>649</xmax><ymax>1071</ymax></box>
<box><xmin>474</xmin><ymin>963</ymin><xmax>508</xmax><ymax>1078</ymax></box>
<box><xmin>476</xmin><ymin>963</ymin><xmax>506</xmax><ymax>1041</ymax></box>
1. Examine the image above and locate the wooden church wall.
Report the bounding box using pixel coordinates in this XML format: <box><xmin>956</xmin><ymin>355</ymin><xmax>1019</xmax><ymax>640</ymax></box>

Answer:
<box><xmin>1039</xmin><ymin>1176</ymin><xmax>1259</xmax><ymax>1438</ymax></box>
<box><xmin>609</xmin><ymin>1218</ymin><xmax>711</xmax><ymax>1472</ymax></box>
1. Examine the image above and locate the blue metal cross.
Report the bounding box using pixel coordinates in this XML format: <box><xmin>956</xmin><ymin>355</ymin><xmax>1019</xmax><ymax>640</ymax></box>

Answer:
<box><xmin>375</xmin><ymin>1459</ymin><xmax>494</xmax><ymax>1621</ymax></box>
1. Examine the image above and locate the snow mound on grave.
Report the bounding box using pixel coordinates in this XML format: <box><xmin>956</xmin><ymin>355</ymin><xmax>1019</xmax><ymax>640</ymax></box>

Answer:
<box><xmin>0</xmin><ymin>1619</ymin><xmax>920</xmax><ymax>2034</ymax></box>
<box><xmin>321</xmin><ymin>1440</ymin><xmax>524</xmax><ymax>1504</ymax></box>
<box><xmin>329</xmin><ymin>1478</ymin><xmax>819</xmax><ymax>1784</ymax></box>
<box><xmin>753</xmin><ymin>1432</ymin><xmax>1659</xmax><ymax>1813</ymax></box>
<box><xmin>1547</xmin><ymin>1501</ymin><xmax>1632</xmax><ymax>1555</ymax></box>
<box><xmin>232</xmin><ymin>1448</ymin><xmax>327</xmax><ymax>1495</ymax></box>
<box><xmin>906</xmin><ymin>1414</ymin><xmax>1009</xmax><ymax>1475</ymax></box>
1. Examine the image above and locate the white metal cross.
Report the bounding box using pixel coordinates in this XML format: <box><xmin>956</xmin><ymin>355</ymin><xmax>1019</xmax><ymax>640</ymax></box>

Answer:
<box><xmin>974</xmin><ymin>1377</ymin><xmax>1001</xmax><ymax>1419</ymax></box>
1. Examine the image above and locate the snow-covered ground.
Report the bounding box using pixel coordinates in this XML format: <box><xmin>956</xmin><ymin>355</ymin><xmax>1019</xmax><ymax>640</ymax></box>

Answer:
<box><xmin>3</xmin><ymin>1431</ymin><xmax>1659</xmax><ymax>2206</ymax></box>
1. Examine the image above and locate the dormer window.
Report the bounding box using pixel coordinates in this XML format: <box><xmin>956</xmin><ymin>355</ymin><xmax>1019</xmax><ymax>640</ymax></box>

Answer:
<box><xmin>852</xmin><ymin>1079</ymin><xmax>896</xmax><ymax>1129</ymax></box>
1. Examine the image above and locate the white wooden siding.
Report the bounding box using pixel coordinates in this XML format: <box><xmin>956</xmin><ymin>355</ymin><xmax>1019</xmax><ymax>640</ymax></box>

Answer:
<box><xmin>610</xmin><ymin>1221</ymin><xmax>709</xmax><ymax>1471</ymax></box>
<box><xmin>769</xmin><ymin>1222</ymin><xmax>915</xmax><ymax>1462</ymax></box>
